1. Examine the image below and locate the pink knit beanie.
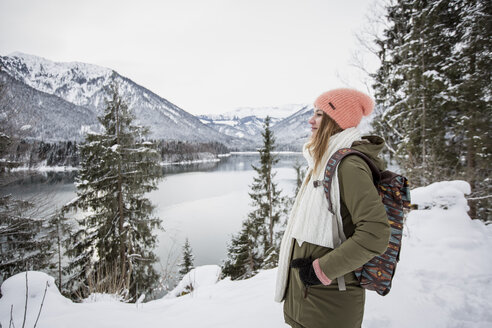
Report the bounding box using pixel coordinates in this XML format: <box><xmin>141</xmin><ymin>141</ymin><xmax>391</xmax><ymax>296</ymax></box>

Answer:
<box><xmin>314</xmin><ymin>88</ymin><xmax>374</xmax><ymax>129</ymax></box>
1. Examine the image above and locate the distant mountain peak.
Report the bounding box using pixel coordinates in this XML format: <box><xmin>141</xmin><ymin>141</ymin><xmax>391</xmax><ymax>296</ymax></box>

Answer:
<box><xmin>214</xmin><ymin>104</ymin><xmax>309</xmax><ymax>120</ymax></box>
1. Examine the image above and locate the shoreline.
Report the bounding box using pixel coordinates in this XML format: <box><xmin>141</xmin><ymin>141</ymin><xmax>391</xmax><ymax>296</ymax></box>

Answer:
<box><xmin>8</xmin><ymin>151</ymin><xmax>302</xmax><ymax>172</ymax></box>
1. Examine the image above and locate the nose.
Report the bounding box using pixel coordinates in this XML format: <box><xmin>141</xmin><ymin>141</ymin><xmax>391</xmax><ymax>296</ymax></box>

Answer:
<box><xmin>308</xmin><ymin>115</ymin><xmax>315</xmax><ymax>125</ymax></box>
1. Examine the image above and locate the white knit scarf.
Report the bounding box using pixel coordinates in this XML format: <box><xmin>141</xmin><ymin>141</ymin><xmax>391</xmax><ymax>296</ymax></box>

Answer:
<box><xmin>274</xmin><ymin>127</ymin><xmax>362</xmax><ymax>302</ymax></box>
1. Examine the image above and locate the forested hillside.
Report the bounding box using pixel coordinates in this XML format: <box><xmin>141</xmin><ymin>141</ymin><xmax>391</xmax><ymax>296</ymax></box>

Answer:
<box><xmin>371</xmin><ymin>0</ymin><xmax>491</xmax><ymax>221</ymax></box>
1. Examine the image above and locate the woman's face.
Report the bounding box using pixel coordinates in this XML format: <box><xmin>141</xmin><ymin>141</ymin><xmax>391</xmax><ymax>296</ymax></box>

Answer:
<box><xmin>308</xmin><ymin>108</ymin><xmax>324</xmax><ymax>136</ymax></box>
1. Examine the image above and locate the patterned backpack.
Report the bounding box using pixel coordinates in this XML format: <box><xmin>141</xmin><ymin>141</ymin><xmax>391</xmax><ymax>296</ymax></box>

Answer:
<box><xmin>322</xmin><ymin>148</ymin><xmax>411</xmax><ymax>296</ymax></box>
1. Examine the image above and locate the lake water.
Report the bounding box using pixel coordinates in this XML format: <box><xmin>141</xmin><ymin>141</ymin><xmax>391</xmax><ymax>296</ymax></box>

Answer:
<box><xmin>1</xmin><ymin>153</ymin><xmax>305</xmax><ymax>273</ymax></box>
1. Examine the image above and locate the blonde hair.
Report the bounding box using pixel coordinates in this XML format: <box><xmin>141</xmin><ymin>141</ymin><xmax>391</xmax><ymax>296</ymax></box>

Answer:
<box><xmin>306</xmin><ymin>112</ymin><xmax>343</xmax><ymax>173</ymax></box>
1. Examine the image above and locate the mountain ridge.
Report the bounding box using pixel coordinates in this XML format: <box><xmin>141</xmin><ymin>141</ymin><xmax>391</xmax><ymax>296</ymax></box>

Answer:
<box><xmin>0</xmin><ymin>52</ymin><xmax>327</xmax><ymax>150</ymax></box>
<box><xmin>1</xmin><ymin>52</ymin><xmax>244</xmax><ymax>146</ymax></box>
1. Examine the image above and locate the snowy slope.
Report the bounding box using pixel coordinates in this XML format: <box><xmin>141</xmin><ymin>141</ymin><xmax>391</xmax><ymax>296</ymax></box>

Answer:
<box><xmin>271</xmin><ymin>105</ymin><xmax>313</xmax><ymax>150</ymax></box>
<box><xmin>0</xmin><ymin>52</ymin><xmax>239</xmax><ymax>144</ymax></box>
<box><xmin>0</xmin><ymin>71</ymin><xmax>100</xmax><ymax>141</ymax></box>
<box><xmin>1</xmin><ymin>180</ymin><xmax>491</xmax><ymax>328</ymax></box>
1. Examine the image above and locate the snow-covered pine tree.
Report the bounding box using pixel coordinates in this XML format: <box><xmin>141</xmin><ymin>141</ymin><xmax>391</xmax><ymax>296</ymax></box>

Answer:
<box><xmin>372</xmin><ymin>0</ymin><xmax>490</xmax><ymax>221</ymax></box>
<box><xmin>221</xmin><ymin>221</ymin><xmax>261</xmax><ymax>280</ymax></box>
<box><xmin>447</xmin><ymin>0</ymin><xmax>491</xmax><ymax>220</ymax></box>
<box><xmin>371</xmin><ymin>0</ymin><xmax>410</xmax><ymax>155</ymax></box>
<box><xmin>249</xmin><ymin>116</ymin><xmax>287</xmax><ymax>268</ymax></box>
<box><xmin>223</xmin><ymin>117</ymin><xmax>287</xmax><ymax>278</ymax></box>
<box><xmin>178</xmin><ymin>238</ymin><xmax>195</xmax><ymax>277</ymax></box>
<box><xmin>64</xmin><ymin>83</ymin><xmax>163</xmax><ymax>300</ymax></box>
<box><xmin>0</xmin><ymin>194</ymin><xmax>54</xmax><ymax>287</ymax></box>
<box><xmin>373</xmin><ymin>0</ymin><xmax>460</xmax><ymax>185</ymax></box>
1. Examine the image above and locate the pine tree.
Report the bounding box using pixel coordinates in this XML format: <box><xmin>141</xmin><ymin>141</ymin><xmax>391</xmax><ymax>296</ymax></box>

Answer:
<box><xmin>373</xmin><ymin>0</ymin><xmax>460</xmax><ymax>185</ymax></box>
<box><xmin>222</xmin><ymin>117</ymin><xmax>287</xmax><ymax>278</ymax></box>
<box><xmin>221</xmin><ymin>221</ymin><xmax>261</xmax><ymax>280</ymax></box>
<box><xmin>292</xmin><ymin>160</ymin><xmax>306</xmax><ymax>197</ymax></box>
<box><xmin>178</xmin><ymin>238</ymin><xmax>195</xmax><ymax>277</ymax></box>
<box><xmin>0</xmin><ymin>195</ymin><xmax>54</xmax><ymax>286</ymax></box>
<box><xmin>64</xmin><ymin>83</ymin><xmax>163</xmax><ymax>300</ymax></box>
<box><xmin>372</xmin><ymin>0</ymin><xmax>491</xmax><ymax>221</ymax></box>
<box><xmin>448</xmin><ymin>0</ymin><xmax>491</xmax><ymax>220</ymax></box>
<box><xmin>251</xmin><ymin>117</ymin><xmax>287</xmax><ymax>257</ymax></box>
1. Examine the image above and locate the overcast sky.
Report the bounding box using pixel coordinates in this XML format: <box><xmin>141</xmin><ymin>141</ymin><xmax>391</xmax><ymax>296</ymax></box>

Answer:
<box><xmin>0</xmin><ymin>0</ymin><xmax>382</xmax><ymax>115</ymax></box>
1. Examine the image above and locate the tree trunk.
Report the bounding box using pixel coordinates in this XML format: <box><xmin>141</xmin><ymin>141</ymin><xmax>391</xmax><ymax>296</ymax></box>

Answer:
<box><xmin>115</xmin><ymin>98</ymin><xmax>127</xmax><ymax>287</ymax></box>
<box><xmin>57</xmin><ymin>221</ymin><xmax>62</xmax><ymax>288</ymax></box>
<box><xmin>420</xmin><ymin>42</ymin><xmax>427</xmax><ymax>185</ymax></box>
<box><xmin>466</xmin><ymin>117</ymin><xmax>476</xmax><ymax>220</ymax></box>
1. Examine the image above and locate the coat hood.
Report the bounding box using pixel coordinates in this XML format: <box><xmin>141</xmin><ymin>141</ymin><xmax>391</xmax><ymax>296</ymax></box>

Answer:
<box><xmin>351</xmin><ymin>136</ymin><xmax>386</xmax><ymax>171</ymax></box>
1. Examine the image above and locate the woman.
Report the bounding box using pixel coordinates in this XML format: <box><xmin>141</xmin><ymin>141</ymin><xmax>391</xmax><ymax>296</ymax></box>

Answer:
<box><xmin>275</xmin><ymin>88</ymin><xmax>390</xmax><ymax>328</ymax></box>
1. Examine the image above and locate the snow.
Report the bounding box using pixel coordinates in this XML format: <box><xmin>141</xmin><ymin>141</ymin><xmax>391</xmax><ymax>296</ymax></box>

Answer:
<box><xmin>12</xmin><ymin>165</ymin><xmax>79</xmax><ymax>172</ymax></box>
<box><xmin>411</xmin><ymin>180</ymin><xmax>471</xmax><ymax>209</ymax></box>
<box><xmin>160</xmin><ymin>158</ymin><xmax>221</xmax><ymax>166</ymax></box>
<box><xmin>165</xmin><ymin>265</ymin><xmax>221</xmax><ymax>298</ymax></box>
<box><xmin>83</xmin><ymin>293</ymin><xmax>127</xmax><ymax>304</ymax></box>
<box><xmin>1</xmin><ymin>180</ymin><xmax>491</xmax><ymax>328</ymax></box>
<box><xmin>213</xmin><ymin>120</ymin><xmax>238</xmax><ymax>127</ymax></box>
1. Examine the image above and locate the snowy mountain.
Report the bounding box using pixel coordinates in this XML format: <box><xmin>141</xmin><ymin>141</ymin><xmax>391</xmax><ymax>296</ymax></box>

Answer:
<box><xmin>271</xmin><ymin>105</ymin><xmax>313</xmax><ymax>150</ymax></box>
<box><xmin>0</xmin><ymin>52</ymin><xmax>243</xmax><ymax>145</ymax></box>
<box><xmin>0</xmin><ymin>52</ymin><xmax>373</xmax><ymax>150</ymax></box>
<box><xmin>199</xmin><ymin>104</ymin><xmax>312</xmax><ymax>148</ymax></box>
<box><xmin>198</xmin><ymin>115</ymin><xmax>266</xmax><ymax>141</ymax></box>
<box><xmin>217</xmin><ymin>104</ymin><xmax>305</xmax><ymax>120</ymax></box>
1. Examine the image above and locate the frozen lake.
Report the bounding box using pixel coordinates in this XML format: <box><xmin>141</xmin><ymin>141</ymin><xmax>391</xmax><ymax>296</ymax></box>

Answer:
<box><xmin>1</xmin><ymin>153</ymin><xmax>304</xmax><ymax>272</ymax></box>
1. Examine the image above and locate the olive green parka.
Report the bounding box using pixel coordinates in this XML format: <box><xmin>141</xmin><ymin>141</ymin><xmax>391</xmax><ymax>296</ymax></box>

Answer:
<box><xmin>283</xmin><ymin>136</ymin><xmax>390</xmax><ymax>328</ymax></box>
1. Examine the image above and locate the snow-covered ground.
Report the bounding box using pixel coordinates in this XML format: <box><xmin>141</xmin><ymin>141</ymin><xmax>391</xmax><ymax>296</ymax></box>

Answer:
<box><xmin>1</xmin><ymin>180</ymin><xmax>491</xmax><ymax>328</ymax></box>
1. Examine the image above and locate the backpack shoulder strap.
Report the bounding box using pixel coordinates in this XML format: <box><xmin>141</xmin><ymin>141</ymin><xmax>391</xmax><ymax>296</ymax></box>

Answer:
<box><xmin>320</xmin><ymin>148</ymin><xmax>381</xmax><ymax>214</ymax></box>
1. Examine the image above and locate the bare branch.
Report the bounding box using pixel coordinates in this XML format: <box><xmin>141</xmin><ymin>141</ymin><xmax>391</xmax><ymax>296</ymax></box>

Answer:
<box><xmin>22</xmin><ymin>272</ymin><xmax>27</xmax><ymax>328</ymax></box>
<box><xmin>33</xmin><ymin>281</ymin><xmax>49</xmax><ymax>328</ymax></box>
<box><xmin>9</xmin><ymin>305</ymin><xmax>15</xmax><ymax>328</ymax></box>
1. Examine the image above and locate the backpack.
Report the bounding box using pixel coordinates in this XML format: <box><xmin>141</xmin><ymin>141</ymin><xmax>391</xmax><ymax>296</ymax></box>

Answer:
<box><xmin>321</xmin><ymin>148</ymin><xmax>411</xmax><ymax>296</ymax></box>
